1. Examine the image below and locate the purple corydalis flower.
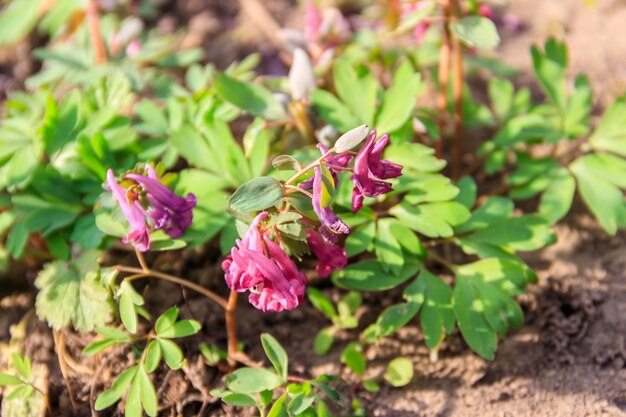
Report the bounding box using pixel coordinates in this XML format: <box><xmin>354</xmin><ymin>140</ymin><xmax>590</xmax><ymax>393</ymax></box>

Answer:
<box><xmin>312</xmin><ymin>166</ymin><xmax>349</xmax><ymax>241</ymax></box>
<box><xmin>222</xmin><ymin>212</ymin><xmax>307</xmax><ymax>312</ymax></box>
<box><xmin>125</xmin><ymin>166</ymin><xmax>196</xmax><ymax>239</ymax></box>
<box><xmin>350</xmin><ymin>131</ymin><xmax>403</xmax><ymax>213</ymax></box>
<box><xmin>306</xmin><ymin>229</ymin><xmax>347</xmax><ymax>278</ymax></box>
<box><xmin>106</xmin><ymin>169</ymin><xmax>151</xmax><ymax>251</ymax></box>
<box><xmin>299</xmin><ymin>144</ymin><xmax>352</xmax><ymax>190</ymax></box>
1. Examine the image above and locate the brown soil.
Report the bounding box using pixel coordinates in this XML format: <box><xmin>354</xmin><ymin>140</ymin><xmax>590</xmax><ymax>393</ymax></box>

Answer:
<box><xmin>2</xmin><ymin>1</ymin><xmax>626</xmax><ymax>417</ymax></box>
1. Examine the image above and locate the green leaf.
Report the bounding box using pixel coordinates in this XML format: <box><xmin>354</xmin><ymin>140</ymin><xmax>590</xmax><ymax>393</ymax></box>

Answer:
<box><xmin>385</xmin><ymin>142</ymin><xmax>446</xmax><ymax>173</ymax></box>
<box><xmin>332</xmin><ymin>259</ymin><xmax>420</xmax><ymax>291</ymax></box>
<box><xmin>333</xmin><ymin>59</ymin><xmax>379</xmax><ymax>126</ymax></box>
<box><xmin>374</xmin><ymin>302</ymin><xmax>420</xmax><ymax>337</ymax></box>
<box><xmin>488</xmin><ymin>78</ymin><xmax>514</xmax><ymax>122</ymax></box>
<box><xmin>225</xmin><ymin>368</ymin><xmax>283</xmax><ymax>394</ymax></box>
<box><xmin>339</xmin><ymin>291</ymin><xmax>362</xmax><ymax>315</ymax></box>
<box><xmin>137</xmin><ymin>367</ymin><xmax>158</xmax><ymax>416</ymax></box>
<box><xmin>465</xmin><ymin>215</ymin><xmax>555</xmax><ymax>251</ymax></box>
<box><xmin>0</xmin><ymin>0</ymin><xmax>42</xmax><ymax>46</ymax></box>
<box><xmin>341</xmin><ymin>343</ymin><xmax>365</xmax><ymax>378</ymax></box>
<box><xmin>310</xmin><ymin>89</ymin><xmax>359</xmax><ymax>132</ymax></box>
<box><xmin>531</xmin><ymin>38</ymin><xmax>568</xmax><ymax>110</ymax></box>
<box><xmin>12</xmin><ymin>354</ymin><xmax>31</xmax><ymax>380</ymax></box>
<box><xmin>144</xmin><ymin>340</ymin><xmax>162</xmax><ymax>373</ymax></box>
<box><xmin>223</xmin><ymin>393</ymin><xmax>258</xmax><ymax>407</ymax></box>
<box><xmin>363</xmin><ymin>379</ymin><xmax>380</xmax><ymax>392</ymax></box>
<box><xmin>267</xmin><ymin>393</ymin><xmax>289</xmax><ymax>417</ymax></box>
<box><xmin>375</xmin><ymin>60</ymin><xmax>423</xmax><ymax>133</ymax></box>
<box><xmin>244</xmin><ymin>118</ymin><xmax>272</xmax><ymax>178</ymax></box>
<box><xmin>314</xmin><ymin>327</ymin><xmax>335</xmax><ymax>355</ymax></box>
<box><xmin>272</xmin><ymin>155</ymin><xmax>301</xmax><ymax>171</ymax></box>
<box><xmin>199</xmin><ymin>342</ymin><xmax>224</xmax><ymax>365</ymax></box>
<box><xmin>125</xmin><ymin>375</ymin><xmax>142</xmax><ymax>417</ymax></box>
<box><xmin>390</xmin><ymin>221</ymin><xmax>426</xmax><ymax>259</ymax></box>
<box><xmin>0</xmin><ymin>373</ymin><xmax>23</xmax><ymax>386</ymax></box>
<box><xmin>345</xmin><ymin>221</ymin><xmax>376</xmax><ymax>257</ymax></box>
<box><xmin>538</xmin><ymin>169</ymin><xmax>576</xmax><ymax>223</ymax></box>
<box><xmin>261</xmin><ymin>333</ymin><xmax>288</xmax><ymax>382</ymax></box>
<box><xmin>149</xmin><ymin>238</ymin><xmax>187</xmax><ymax>251</ymax></box>
<box><xmin>34</xmin><ymin>258</ymin><xmax>112</xmax><ymax>332</ymax></box>
<box><xmin>334</xmin><ymin>124</ymin><xmax>369</xmax><ymax>153</ymax></box>
<box><xmin>170</xmin><ymin>124</ymin><xmax>220</xmax><ymax>175</ymax></box>
<box><xmin>95</xmin><ymin>209</ymin><xmax>129</xmax><ymax>238</ymax></box>
<box><xmin>260</xmin><ymin>389</ymin><xmax>274</xmax><ymax>407</ymax></box>
<box><xmin>306</xmin><ymin>288</ymin><xmax>337</xmax><ymax>320</ymax></box>
<box><xmin>159</xmin><ymin>339</ymin><xmax>185</xmax><ymax>370</ymax></box>
<box><xmin>404</xmin><ymin>269</ymin><xmax>455</xmax><ymax>348</ymax></box>
<box><xmin>214</xmin><ymin>72</ymin><xmax>286</xmax><ymax>120</ymax></box>
<box><xmin>455</xmin><ymin>196</ymin><xmax>514</xmax><ymax>234</ymax></box>
<box><xmin>589</xmin><ymin>97</ymin><xmax>626</xmax><ymax>157</ymax></box>
<box><xmin>571</xmin><ymin>154</ymin><xmax>626</xmax><ymax>235</ymax></box>
<box><xmin>83</xmin><ymin>339</ymin><xmax>120</xmax><ymax>357</ymax></box>
<box><xmin>375</xmin><ymin>218</ymin><xmax>405</xmax><ymax>275</ymax></box>
<box><xmin>228</xmin><ymin>176</ymin><xmax>284</xmax><ymax>213</ymax></box>
<box><xmin>455</xmin><ymin>176</ymin><xmax>477</xmax><ymax>209</ymax></box>
<box><xmin>391</xmin><ymin>200</ymin><xmax>471</xmax><ymax>238</ymax></box>
<box><xmin>160</xmin><ymin>320</ymin><xmax>202</xmax><ymax>339</ymax></box>
<box><xmin>287</xmin><ymin>393</ymin><xmax>316</xmax><ymax>416</ymax></box>
<box><xmin>384</xmin><ymin>358</ymin><xmax>414</xmax><ymax>387</ymax></box>
<box><xmin>119</xmin><ymin>281</ymin><xmax>144</xmax><ymax>334</ymax></box>
<box><xmin>5</xmin><ymin>384</ymin><xmax>34</xmax><ymax>400</ymax></box>
<box><xmin>453</xmin><ymin>276</ymin><xmax>497</xmax><ymax>360</ymax></box>
<box><xmin>155</xmin><ymin>306</ymin><xmax>179</xmax><ymax>335</ymax></box>
<box><xmin>492</xmin><ymin>114</ymin><xmax>556</xmax><ymax>147</ymax></box>
<box><xmin>450</xmin><ymin>16</ymin><xmax>500</xmax><ymax>49</ymax></box>
<box><xmin>71</xmin><ymin>213</ymin><xmax>104</xmax><ymax>250</ymax></box>
<box><xmin>95</xmin><ymin>366</ymin><xmax>139</xmax><ymax>410</ymax></box>
<box><xmin>453</xmin><ymin>258</ymin><xmax>529</xmax><ymax>359</ymax></box>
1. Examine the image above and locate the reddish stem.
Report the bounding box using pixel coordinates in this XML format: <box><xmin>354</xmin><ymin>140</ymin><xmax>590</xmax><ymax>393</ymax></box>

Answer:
<box><xmin>85</xmin><ymin>0</ymin><xmax>107</xmax><ymax>64</ymax></box>
<box><xmin>226</xmin><ymin>290</ymin><xmax>239</xmax><ymax>365</ymax></box>
<box><xmin>436</xmin><ymin>4</ymin><xmax>452</xmax><ymax>159</ymax></box>
<box><xmin>450</xmin><ymin>0</ymin><xmax>465</xmax><ymax>180</ymax></box>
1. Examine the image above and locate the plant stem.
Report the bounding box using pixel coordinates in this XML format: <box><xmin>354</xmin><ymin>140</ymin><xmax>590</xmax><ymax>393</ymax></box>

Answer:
<box><xmin>135</xmin><ymin>248</ymin><xmax>149</xmax><ymax>272</ymax></box>
<box><xmin>85</xmin><ymin>0</ymin><xmax>107</xmax><ymax>64</ymax></box>
<box><xmin>284</xmin><ymin>149</ymin><xmax>334</xmax><ymax>186</ymax></box>
<box><xmin>436</xmin><ymin>3</ymin><xmax>452</xmax><ymax>159</ymax></box>
<box><xmin>52</xmin><ymin>330</ymin><xmax>77</xmax><ymax>410</ymax></box>
<box><xmin>449</xmin><ymin>0</ymin><xmax>465</xmax><ymax>180</ymax></box>
<box><xmin>116</xmin><ymin>265</ymin><xmax>228</xmax><ymax>309</ymax></box>
<box><xmin>284</xmin><ymin>184</ymin><xmax>314</xmax><ymax>199</ymax></box>
<box><xmin>226</xmin><ymin>290</ymin><xmax>239</xmax><ymax>365</ymax></box>
<box><xmin>32</xmin><ymin>384</ymin><xmax>53</xmax><ymax>417</ymax></box>
<box><xmin>427</xmin><ymin>249</ymin><xmax>454</xmax><ymax>272</ymax></box>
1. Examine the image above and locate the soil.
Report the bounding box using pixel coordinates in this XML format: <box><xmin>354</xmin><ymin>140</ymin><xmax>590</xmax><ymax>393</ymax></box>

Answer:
<box><xmin>2</xmin><ymin>1</ymin><xmax>626</xmax><ymax>416</ymax></box>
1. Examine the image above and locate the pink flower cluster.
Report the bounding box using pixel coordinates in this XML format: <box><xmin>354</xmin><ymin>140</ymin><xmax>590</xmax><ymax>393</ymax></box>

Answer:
<box><xmin>222</xmin><ymin>129</ymin><xmax>401</xmax><ymax>312</ymax></box>
<box><xmin>106</xmin><ymin>166</ymin><xmax>196</xmax><ymax>252</ymax></box>
<box><xmin>222</xmin><ymin>212</ymin><xmax>307</xmax><ymax>312</ymax></box>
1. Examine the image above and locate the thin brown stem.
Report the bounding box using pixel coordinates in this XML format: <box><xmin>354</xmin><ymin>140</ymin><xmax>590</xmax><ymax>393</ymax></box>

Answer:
<box><xmin>226</xmin><ymin>290</ymin><xmax>239</xmax><ymax>365</ymax></box>
<box><xmin>427</xmin><ymin>249</ymin><xmax>454</xmax><ymax>272</ymax></box>
<box><xmin>116</xmin><ymin>266</ymin><xmax>228</xmax><ymax>309</ymax></box>
<box><xmin>52</xmin><ymin>330</ymin><xmax>77</xmax><ymax>410</ymax></box>
<box><xmin>284</xmin><ymin>184</ymin><xmax>314</xmax><ymax>199</ymax></box>
<box><xmin>450</xmin><ymin>0</ymin><xmax>465</xmax><ymax>180</ymax></box>
<box><xmin>284</xmin><ymin>149</ymin><xmax>334</xmax><ymax>186</ymax></box>
<box><xmin>85</xmin><ymin>0</ymin><xmax>107</xmax><ymax>64</ymax></box>
<box><xmin>89</xmin><ymin>361</ymin><xmax>105</xmax><ymax>417</ymax></box>
<box><xmin>135</xmin><ymin>248</ymin><xmax>149</xmax><ymax>272</ymax></box>
<box><xmin>32</xmin><ymin>384</ymin><xmax>53</xmax><ymax>417</ymax></box>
